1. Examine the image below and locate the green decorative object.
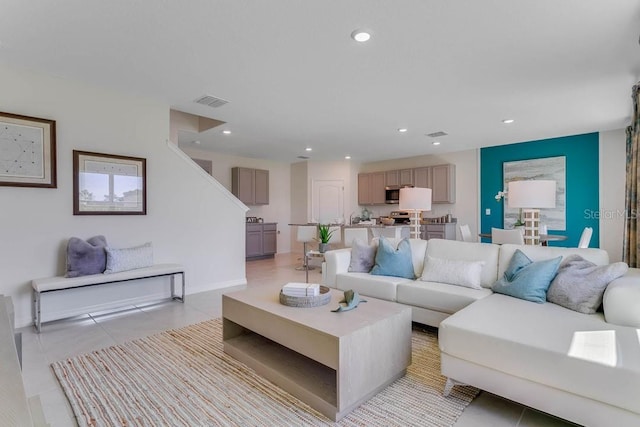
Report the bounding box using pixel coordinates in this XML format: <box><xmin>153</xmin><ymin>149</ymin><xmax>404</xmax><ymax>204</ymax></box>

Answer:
<box><xmin>317</xmin><ymin>224</ymin><xmax>334</xmax><ymax>244</ymax></box>
<box><xmin>332</xmin><ymin>289</ymin><xmax>367</xmax><ymax>312</ymax></box>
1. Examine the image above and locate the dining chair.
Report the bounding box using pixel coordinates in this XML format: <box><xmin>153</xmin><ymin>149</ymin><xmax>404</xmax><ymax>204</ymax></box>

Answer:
<box><xmin>295</xmin><ymin>225</ymin><xmax>317</xmax><ymax>270</ymax></box>
<box><xmin>578</xmin><ymin>227</ymin><xmax>593</xmax><ymax>248</ymax></box>
<box><xmin>459</xmin><ymin>224</ymin><xmax>474</xmax><ymax>242</ymax></box>
<box><xmin>491</xmin><ymin>227</ymin><xmax>525</xmax><ymax>245</ymax></box>
<box><xmin>344</xmin><ymin>228</ymin><xmax>369</xmax><ymax>247</ymax></box>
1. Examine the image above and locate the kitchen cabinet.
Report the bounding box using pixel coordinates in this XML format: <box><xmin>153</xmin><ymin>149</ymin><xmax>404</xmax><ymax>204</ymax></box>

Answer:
<box><xmin>385</xmin><ymin>169</ymin><xmax>413</xmax><ymax>187</ymax></box>
<box><xmin>420</xmin><ymin>223</ymin><xmax>456</xmax><ymax>240</ymax></box>
<box><xmin>232</xmin><ymin>167</ymin><xmax>269</xmax><ymax>205</ymax></box>
<box><xmin>413</xmin><ymin>167</ymin><xmax>431</xmax><ymax>188</ymax></box>
<box><xmin>431</xmin><ymin>164</ymin><xmax>456</xmax><ymax>204</ymax></box>
<box><xmin>385</xmin><ymin>170</ymin><xmax>399</xmax><ymax>187</ymax></box>
<box><xmin>399</xmin><ymin>169</ymin><xmax>414</xmax><ymax>186</ymax></box>
<box><xmin>358</xmin><ymin>172</ymin><xmax>385</xmax><ymax>205</ymax></box>
<box><xmin>246</xmin><ymin>223</ymin><xmax>277</xmax><ymax>259</ymax></box>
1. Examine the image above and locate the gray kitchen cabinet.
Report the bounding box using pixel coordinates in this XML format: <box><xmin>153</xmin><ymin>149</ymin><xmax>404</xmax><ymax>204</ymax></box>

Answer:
<box><xmin>421</xmin><ymin>223</ymin><xmax>457</xmax><ymax>240</ymax></box>
<box><xmin>385</xmin><ymin>170</ymin><xmax>399</xmax><ymax>187</ymax></box>
<box><xmin>431</xmin><ymin>164</ymin><xmax>456</xmax><ymax>204</ymax></box>
<box><xmin>399</xmin><ymin>169</ymin><xmax>414</xmax><ymax>186</ymax></box>
<box><xmin>262</xmin><ymin>223</ymin><xmax>277</xmax><ymax>255</ymax></box>
<box><xmin>414</xmin><ymin>167</ymin><xmax>431</xmax><ymax>188</ymax></box>
<box><xmin>232</xmin><ymin>167</ymin><xmax>269</xmax><ymax>205</ymax></box>
<box><xmin>246</xmin><ymin>223</ymin><xmax>278</xmax><ymax>259</ymax></box>
<box><xmin>246</xmin><ymin>224</ymin><xmax>263</xmax><ymax>258</ymax></box>
<box><xmin>358</xmin><ymin>172</ymin><xmax>385</xmax><ymax>205</ymax></box>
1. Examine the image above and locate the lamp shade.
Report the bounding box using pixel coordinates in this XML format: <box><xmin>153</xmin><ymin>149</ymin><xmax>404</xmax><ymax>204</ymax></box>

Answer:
<box><xmin>399</xmin><ymin>187</ymin><xmax>432</xmax><ymax>211</ymax></box>
<box><xmin>507</xmin><ymin>180</ymin><xmax>556</xmax><ymax>209</ymax></box>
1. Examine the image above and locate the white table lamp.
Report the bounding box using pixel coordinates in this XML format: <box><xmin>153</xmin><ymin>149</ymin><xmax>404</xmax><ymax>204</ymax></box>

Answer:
<box><xmin>399</xmin><ymin>187</ymin><xmax>432</xmax><ymax>239</ymax></box>
<box><xmin>507</xmin><ymin>180</ymin><xmax>556</xmax><ymax>245</ymax></box>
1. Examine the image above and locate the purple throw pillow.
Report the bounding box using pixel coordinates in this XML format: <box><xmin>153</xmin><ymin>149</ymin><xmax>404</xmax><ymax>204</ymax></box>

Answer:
<box><xmin>65</xmin><ymin>235</ymin><xmax>108</xmax><ymax>278</ymax></box>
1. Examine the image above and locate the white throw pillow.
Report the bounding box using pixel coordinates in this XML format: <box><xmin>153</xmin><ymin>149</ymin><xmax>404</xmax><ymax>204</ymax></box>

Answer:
<box><xmin>104</xmin><ymin>242</ymin><xmax>153</xmax><ymax>274</ymax></box>
<box><xmin>420</xmin><ymin>255</ymin><xmax>484</xmax><ymax>290</ymax></box>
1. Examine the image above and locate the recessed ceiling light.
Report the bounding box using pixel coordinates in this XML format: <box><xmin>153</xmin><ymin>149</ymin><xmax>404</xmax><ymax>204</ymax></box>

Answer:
<box><xmin>351</xmin><ymin>30</ymin><xmax>371</xmax><ymax>42</ymax></box>
<box><xmin>193</xmin><ymin>140</ymin><xmax>201</xmax><ymax>145</ymax></box>
<box><xmin>345</xmin><ymin>156</ymin><xmax>351</xmax><ymax>160</ymax></box>
<box><xmin>432</xmin><ymin>141</ymin><xmax>441</xmax><ymax>146</ymax></box>
<box><xmin>502</xmin><ymin>119</ymin><xmax>515</xmax><ymax>124</ymax></box>
<box><xmin>397</xmin><ymin>128</ymin><xmax>408</xmax><ymax>133</ymax></box>
<box><xmin>305</xmin><ymin>147</ymin><xmax>312</xmax><ymax>152</ymax></box>
<box><xmin>222</xmin><ymin>129</ymin><xmax>231</xmax><ymax>134</ymax></box>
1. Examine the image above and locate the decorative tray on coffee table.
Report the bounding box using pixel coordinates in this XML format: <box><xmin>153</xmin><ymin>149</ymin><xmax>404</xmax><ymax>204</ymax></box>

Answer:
<box><xmin>279</xmin><ymin>285</ymin><xmax>331</xmax><ymax>308</ymax></box>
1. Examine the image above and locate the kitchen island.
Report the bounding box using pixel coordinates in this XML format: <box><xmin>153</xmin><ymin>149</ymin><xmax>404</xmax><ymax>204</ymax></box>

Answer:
<box><xmin>288</xmin><ymin>223</ymin><xmax>411</xmax><ymax>244</ymax></box>
<box><xmin>343</xmin><ymin>224</ymin><xmax>410</xmax><ymax>240</ymax></box>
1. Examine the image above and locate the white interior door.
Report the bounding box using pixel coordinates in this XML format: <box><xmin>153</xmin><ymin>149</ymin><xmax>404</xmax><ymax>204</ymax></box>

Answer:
<box><xmin>312</xmin><ymin>179</ymin><xmax>344</xmax><ymax>224</ymax></box>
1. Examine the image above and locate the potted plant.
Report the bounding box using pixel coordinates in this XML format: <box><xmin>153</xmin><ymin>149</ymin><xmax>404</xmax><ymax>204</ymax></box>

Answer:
<box><xmin>317</xmin><ymin>224</ymin><xmax>335</xmax><ymax>253</ymax></box>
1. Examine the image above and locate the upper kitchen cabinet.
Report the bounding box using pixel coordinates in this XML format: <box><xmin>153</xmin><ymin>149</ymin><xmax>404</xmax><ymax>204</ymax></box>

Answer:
<box><xmin>413</xmin><ymin>167</ymin><xmax>431</xmax><ymax>188</ymax></box>
<box><xmin>358</xmin><ymin>172</ymin><xmax>386</xmax><ymax>205</ymax></box>
<box><xmin>385</xmin><ymin>170</ymin><xmax>399</xmax><ymax>187</ymax></box>
<box><xmin>399</xmin><ymin>169</ymin><xmax>414</xmax><ymax>186</ymax></box>
<box><xmin>431</xmin><ymin>164</ymin><xmax>456</xmax><ymax>204</ymax></box>
<box><xmin>386</xmin><ymin>169</ymin><xmax>413</xmax><ymax>187</ymax></box>
<box><xmin>232</xmin><ymin>167</ymin><xmax>269</xmax><ymax>205</ymax></box>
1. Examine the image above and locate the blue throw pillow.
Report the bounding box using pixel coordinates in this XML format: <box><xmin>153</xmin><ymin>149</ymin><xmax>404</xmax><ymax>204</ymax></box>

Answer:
<box><xmin>492</xmin><ymin>249</ymin><xmax>562</xmax><ymax>303</ymax></box>
<box><xmin>370</xmin><ymin>237</ymin><xmax>415</xmax><ymax>279</ymax></box>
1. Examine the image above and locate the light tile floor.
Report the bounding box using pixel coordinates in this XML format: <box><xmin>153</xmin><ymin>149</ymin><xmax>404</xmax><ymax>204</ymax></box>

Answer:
<box><xmin>18</xmin><ymin>253</ymin><xmax>577</xmax><ymax>426</ymax></box>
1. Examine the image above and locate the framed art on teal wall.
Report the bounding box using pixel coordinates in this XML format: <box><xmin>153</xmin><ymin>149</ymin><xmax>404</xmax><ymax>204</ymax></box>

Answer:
<box><xmin>503</xmin><ymin>156</ymin><xmax>566</xmax><ymax>231</ymax></box>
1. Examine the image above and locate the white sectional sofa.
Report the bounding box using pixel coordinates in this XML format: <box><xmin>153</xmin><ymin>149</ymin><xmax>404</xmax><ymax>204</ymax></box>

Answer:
<box><xmin>323</xmin><ymin>238</ymin><xmax>640</xmax><ymax>427</ymax></box>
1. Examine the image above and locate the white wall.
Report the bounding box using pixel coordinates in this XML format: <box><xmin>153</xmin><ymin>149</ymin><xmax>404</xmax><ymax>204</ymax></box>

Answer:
<box><xmin>360</xmin><ymin>149</ymin><xmax>480</xmax><ymax>240</ymax></box>
<box><xmin>179</xmin><ymin>146</ymin><xmax>292</xmax><ymax>253</ymax></box>
<box><xmin>599</xmin><ymin>128</ymin><xmax>627</xmax><ymax>262</ymax></box>
<box><xmin>0</xmin><ymin>64</ymin><xmax>247</xmax><ymax>327</ymax></box>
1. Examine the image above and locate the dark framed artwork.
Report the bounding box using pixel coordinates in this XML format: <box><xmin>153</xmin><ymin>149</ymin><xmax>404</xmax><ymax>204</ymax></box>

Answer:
<box><xmin>0</xmin><ymin>112</ymin><xmax>57</xmax><ymax>188</ymax></box>
<box><xmin>73</xmin><ymin>150</ymin><xmax>147</xmax><ymax>215</ymax></box>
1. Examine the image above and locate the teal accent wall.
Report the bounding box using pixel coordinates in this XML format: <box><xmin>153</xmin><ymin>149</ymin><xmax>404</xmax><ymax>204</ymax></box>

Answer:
<box><xmin>480</xmin><ymin>133</ymin><xmax>599</xmax><ymax>247</ymax></box>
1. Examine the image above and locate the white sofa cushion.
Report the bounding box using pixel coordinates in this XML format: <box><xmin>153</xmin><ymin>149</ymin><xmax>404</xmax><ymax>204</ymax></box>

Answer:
<box><xmin>603</xmin><ymin>268</ymin><xmax>640</xmax><ymax>327</ymax></box>
<box><xmin>420</xmin><ymin>256</ymin><xmax>484</xmax><ymax>289</ymax></box>
<box><xmin>397</xmin><ymin>280</ymin><xmax>492</xmax><ymax>314</ymax></box>
<box><xmin>335</xmin><ymin>272</ymin><xmax>413</xmax><ymax>301</ymax></box>
<box><xmin>439</xmin><ymin>294</ymin><xmax>640</xmax><ymax>415</ymax></box>
<box><xmin>498</xmin><ymin>244</ymin><xmax>609</xmax><ymax>279</ymax></box>
<box><xmin>425</xmin><ymin>239</ymin><xmax>500</xmax><ymax>288</ymax></box>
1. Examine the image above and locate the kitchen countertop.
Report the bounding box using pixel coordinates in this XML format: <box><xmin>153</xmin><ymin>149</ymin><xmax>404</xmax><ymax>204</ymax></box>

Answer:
<box><xmin>288</xmin><ymin>223</ymin><xmax>409</xmax><ymax>228</ymax></box>
<box><xmin>345</xmin><ymin>224</ymin><xmax>410</xmax><ymax>228</ymax></box>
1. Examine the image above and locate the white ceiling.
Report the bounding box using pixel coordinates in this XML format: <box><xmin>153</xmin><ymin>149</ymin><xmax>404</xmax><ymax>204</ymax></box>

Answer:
<box><xmin>1</xmin><ymin>1</ymin><xmax>639</xmax><ymax>163</ymax></box>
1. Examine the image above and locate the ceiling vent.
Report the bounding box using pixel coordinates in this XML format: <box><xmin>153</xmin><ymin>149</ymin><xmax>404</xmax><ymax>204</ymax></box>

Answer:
<box><xmin>194</xmin><ymin>95</ymin><xmax>229</xmax><ymax>108</ymax></box>
<box><xmin>297</xmin><ymin>155</ymin><xmax>310</xmax><ymax>160</ymax></box>
<box><xmin>426</xmin><ymin>131</ymin><xmax>448</xmax><ymax>138</ymax></box>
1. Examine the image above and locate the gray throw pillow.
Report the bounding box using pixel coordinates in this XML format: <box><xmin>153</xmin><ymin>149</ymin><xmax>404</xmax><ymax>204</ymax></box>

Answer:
<box><xmin>65</xmin><ymin>235</ymin><xmax>108</xmax><ymax>278</ymax></box>
<box><xmin>348</xmin><ymin>239</ymin><xmax>377</xmax><ymax>273</ymax></box>
<box><xmin>547</xmin><ymin>255</ymin><xmax>628</xmax><ymax>314</ymax></box>
<box><xmin>104</xmin><ymin>242</ymin><xmax>154</xmax><ymax>274</ymax></box>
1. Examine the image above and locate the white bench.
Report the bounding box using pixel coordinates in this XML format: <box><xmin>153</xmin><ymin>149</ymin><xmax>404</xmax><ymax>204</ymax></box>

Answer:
<box><xmin>32</xmin><ymin>263</ymin><xmax>185</xmax><ymax>332</ymax></box>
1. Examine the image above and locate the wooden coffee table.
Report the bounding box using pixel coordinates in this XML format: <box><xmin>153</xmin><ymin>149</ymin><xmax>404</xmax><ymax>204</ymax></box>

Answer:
<box><xmin>222</xmin><ymin>285</ymin><xmax>412</xmax><ymax>421</ymax></box>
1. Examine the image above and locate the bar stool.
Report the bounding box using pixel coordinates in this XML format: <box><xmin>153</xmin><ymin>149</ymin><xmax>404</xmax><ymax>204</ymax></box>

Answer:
<box><xmin>295</xmin><ymin>225</ymin><xmax>317</xmax><ymax>271</ymax></box>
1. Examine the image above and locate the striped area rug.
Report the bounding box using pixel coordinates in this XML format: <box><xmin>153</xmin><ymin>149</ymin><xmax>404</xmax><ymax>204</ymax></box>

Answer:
<box><xmin>52</xmin><ymin>319</ymin><xmax>478</xmax><ymax>426</ymax></box>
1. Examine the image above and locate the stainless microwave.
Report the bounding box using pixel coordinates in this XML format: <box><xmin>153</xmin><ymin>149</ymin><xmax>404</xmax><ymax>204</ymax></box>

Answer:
<box><xmin>385</xmin><ymin>185</ymin><xmax>413</xmax><ymax>204</ymax></box>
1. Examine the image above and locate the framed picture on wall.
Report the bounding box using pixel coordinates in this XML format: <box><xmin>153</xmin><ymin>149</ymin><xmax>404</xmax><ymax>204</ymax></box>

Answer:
<box><xmin>503</xmin><ymin>156</ymin><xmax>566</xmax><ymax>230</ymax></box>
<box><xmin>73</xmin><ymin>150</ymin><xmax>147</xmax><ymax>215</ymax></box>
<box><xmin>0</xmin><ymin>112</ymin><xmax>57</xmax><ymax>188</ymax></box>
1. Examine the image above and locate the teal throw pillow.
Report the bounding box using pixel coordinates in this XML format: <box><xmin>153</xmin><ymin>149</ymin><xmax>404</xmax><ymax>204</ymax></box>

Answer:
<box><xmin>492</xmin><ymin>249</ymin><xmax>561</xmax><ymax>303</ymax></box>
<box><xmin>370</xmin><ymin>237</ymin><xmax>415</xmax><ymax>279</ymax></box>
